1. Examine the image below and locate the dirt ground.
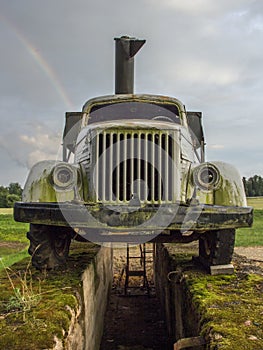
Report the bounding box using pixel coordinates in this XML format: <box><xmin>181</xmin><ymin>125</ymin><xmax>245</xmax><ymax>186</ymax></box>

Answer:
<box><xmin>100</xmin><ymin>294</ymin><xmax>170</xmax><ymax>350</ymax></box>
<box><xmin>100</xmin><ymin>245</ymin><xmax>263</xmax><ymax>350</ymax></box>
<box><xmin>234</xmin><ymin>246</ymin><xmax>263</xmax><ymax>262</ymax></box>
<box><xmin>100</xmin><ymin>245</ymin><xmax>171</xmax><ymax>350</ymax></box>
<box><xmin>0</xmin><ymin>242</ymin><xmax>26</xmax><ymax>249</ymax></box>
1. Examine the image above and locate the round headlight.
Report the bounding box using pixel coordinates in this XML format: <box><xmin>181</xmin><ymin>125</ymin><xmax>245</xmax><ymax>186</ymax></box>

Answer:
<box><xmin>193</xmin><ymin>164</ymin><xmax>220</xmax><ymax>191</ymax></box>
<box><xmin>53</xmin><ymin>164</ymin><xmax>76</xmax><ymax>189</ymax></box>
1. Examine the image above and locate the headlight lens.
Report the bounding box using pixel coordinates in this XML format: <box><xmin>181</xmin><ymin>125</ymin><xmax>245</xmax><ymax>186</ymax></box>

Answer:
<box><xmin>193</xmin><ymin>163</ymin><xmax>220</xmax><ymax>191</ymax></box>
<box><xmin>52</xmin><ymin>164</ymin><xmax>77</xmax><ymax>190</ymax></box>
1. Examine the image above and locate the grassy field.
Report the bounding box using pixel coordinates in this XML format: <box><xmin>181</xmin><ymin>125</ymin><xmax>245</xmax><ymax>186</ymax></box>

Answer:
<box><xmin>235</xmin><ymin>197</ymin><xmax>263</xmax><ymax>246</ymax></box>
<box><xmin>0</xmin><ymin>198</ymin><xmax>262</xmax><ymax>269</ymax></box>
<box><xmin>0</xmin><ymin>212</ymin><xmax>28</xmax><ymax>270</ymax></box>
<box><xmin>236</xmin><ymin>209</ymin><xmax>263</xmax><ymax>246</ymax></box>
<box><xmin>247</xmin><ymin>196</ymin><xmax>263</xmax><ymax>209</ymax></box>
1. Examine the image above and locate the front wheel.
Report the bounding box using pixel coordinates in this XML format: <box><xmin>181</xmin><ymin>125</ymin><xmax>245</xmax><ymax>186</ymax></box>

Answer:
<box><xmin>198</xmin><ymin>229</ymin><xmax>235</xmax><ymax>267</ymax></box>
<box><xmin>27</xmin><ymin>224</ymin><xmax>71</xmax><ymax>270</ymax></box>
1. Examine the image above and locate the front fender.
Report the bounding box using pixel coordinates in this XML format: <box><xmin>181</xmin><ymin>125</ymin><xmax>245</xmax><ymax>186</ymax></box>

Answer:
<box><xmin>213</xmin><ymin>161</ymin><xmax>247</xmax><ymax>206</ymax></box>
<box><xmin>22</xmin><ymin>160</ymin><xmax>79</xmax><ymax>203</ymax></box>
<box><xmin>190</xmin><ymin>161</ymin><xmax>247</xmax><ymax>207</ymax></box>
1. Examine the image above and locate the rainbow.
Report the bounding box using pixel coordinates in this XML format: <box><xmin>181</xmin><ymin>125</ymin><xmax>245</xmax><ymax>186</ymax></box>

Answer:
<box><xmin>0</xmin><ymin>13</ymin><xmax>74</xmax><ymax>110</ymax></box>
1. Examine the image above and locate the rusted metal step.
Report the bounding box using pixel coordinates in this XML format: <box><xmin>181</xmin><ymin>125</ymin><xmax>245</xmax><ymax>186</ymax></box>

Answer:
<box><xmin>124</xmin><ymin>243</ymin><xmax>154</xmax><ymax>295</ymax></box>
<box><xmin>128</xmin><ymin>270</ymin><xmax>145</xmax><ymax>276</ymax></box>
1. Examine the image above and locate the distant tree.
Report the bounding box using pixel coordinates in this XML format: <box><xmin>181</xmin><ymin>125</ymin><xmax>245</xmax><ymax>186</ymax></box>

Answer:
<box><xmin>0</xmin><ymin>183</ymin><xmax>23</xmax><ymax>208</ymax></box>
<box><xmin>243</xmin><ymin>175</ymin><xmax>263</xmax><ymax>197</ymax></box>
<box><xmin>8</xmin><ymin>182</ymin><xmax>23</xmax><ymax>197</ymax></box>
<box><xmin>6</xmin><ymin>194</ymin><xmax>20</xmax><ymax>208</ymax></box>
<box><xmin>0</xmin><ymin>186</ymin><xmax>9</xmax><ymax>207</ymax></box>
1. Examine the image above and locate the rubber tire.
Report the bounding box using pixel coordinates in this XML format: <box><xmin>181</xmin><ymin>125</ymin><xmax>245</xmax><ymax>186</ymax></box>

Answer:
<box><xmin>27</xmin><ymin>224</ymin><xmax>71</xmax><ymax>270</ymax></box>
<box><xmin>198</xmin><ymin>229</ymin><xmax>235</xmax><ymax>267</ymax></box>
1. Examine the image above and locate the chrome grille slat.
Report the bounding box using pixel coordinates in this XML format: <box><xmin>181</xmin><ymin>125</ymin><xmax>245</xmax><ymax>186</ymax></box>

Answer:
<box><xmin>144</xmin><ymin>133</ymin><xmax>148</xmax><ymax>201</ymax></box>
<box><xmin>151</xmin><ymin>134</ymin><xmax>155</xmax><ymax>202</ymax></box>
<box><xmin>102</xmin><ymin>133</ymin><xmax>106</xmax><ymax>201</ymax></box>
<box><xmin>158</xmin><ymin>131</ymin><xmax>162</xmax><ymax>202</ymax></box>
<box><xmin>165</xmin><ymin>132</ymin><xmax>169</xmax><ymax>201</ymax></box>
<box><xmin>109</xmin><ymin>133</ymin><xmax>113</xmax><ymax>202</ymax></box>
<box><xmin>131</xmin><ymin>135</ymin><xmax>134</xmax><ymax>196</ymax></box>
<box><xmin>116</xmin><ymin>133</ymin><xmax>120</xmax><ymax>200</ymax></box>
<box><xmin>94</xmin><ymin>129</ymin><xmax>177</xmax><ymax>204</ymax></box>
<box><xmin>137</xmin><ymin>133</ymin><xmax>141</xmax><ymax>199</ymax></box>
<box><xmin>123</xmin><ymin>133</ymin><xmax>127</xmax><ymax>201</ymax></box>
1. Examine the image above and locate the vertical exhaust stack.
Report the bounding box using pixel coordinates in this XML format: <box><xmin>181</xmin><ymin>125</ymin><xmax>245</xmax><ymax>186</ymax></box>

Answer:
<box><xmin>115</xmin><ymin>36</ymin><xmax>146</xmax><ymax>94</ymax></box>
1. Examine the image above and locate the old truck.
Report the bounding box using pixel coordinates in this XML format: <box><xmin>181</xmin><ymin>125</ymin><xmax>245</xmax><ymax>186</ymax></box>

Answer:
<box><xmin>14</xmin><ymin>36</ymin><xmax>253</xmax><ymax>270</ymax></box>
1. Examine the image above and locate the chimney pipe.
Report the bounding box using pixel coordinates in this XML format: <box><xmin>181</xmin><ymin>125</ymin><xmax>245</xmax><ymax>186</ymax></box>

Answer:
<box><xmin>114</xmin><ymin>36</ymin><xmax>146</xmax><ymax>94</ymax></box>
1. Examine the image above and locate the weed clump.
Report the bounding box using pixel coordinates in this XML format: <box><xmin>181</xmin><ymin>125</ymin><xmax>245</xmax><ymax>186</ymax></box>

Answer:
<box><xmin>1</xmin><ymin>259</ymin><xmax>41</xmax><ymax>320</ymax></box>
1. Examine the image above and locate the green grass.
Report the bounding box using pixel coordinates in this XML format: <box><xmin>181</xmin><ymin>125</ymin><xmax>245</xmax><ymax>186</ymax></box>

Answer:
<box><xmin>236</xmin><ymin>209</ymin><xmax>263</xmax><ymax>246</ymax></box>
<box><xmin>0</xmin><ymin>214</ymin><xmax>28</xmax><ymax>270</ymax></box>
<box><xmin>0</xmin><ymin>249</ymin><xmax>29</xmax><ymax>268</ymax></box>
<box><xmin>247</xmin><ymin>196</ymin><xmax>263</xmax><ymax>209</ymax></box>
<box><xmin>0</xmin><ymin>214</ymin><xmax>28</xmax><ymax>243</ymax></box>
<box><xmin>235</xmin><ymin>197</ymin><xmax>263</xmax><ymax>246</ymax></box>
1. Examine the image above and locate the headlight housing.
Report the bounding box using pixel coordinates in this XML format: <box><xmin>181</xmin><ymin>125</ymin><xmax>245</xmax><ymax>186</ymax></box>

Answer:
<box><xmin>193</xmin><ymin>163</ymin><xmax>221</xmax><ymax>191</ymax></box>
<box><xmin>52</xmin><ymin>164</ymin><xmax>77</xmax><ymax>190</ymax></box>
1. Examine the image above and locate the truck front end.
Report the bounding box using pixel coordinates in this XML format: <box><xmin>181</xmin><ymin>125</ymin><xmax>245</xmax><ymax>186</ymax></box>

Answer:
<box><xmin>14</xmin><ymin>37</ymin><xmax>252</xmax><ymax>270</ymax></box>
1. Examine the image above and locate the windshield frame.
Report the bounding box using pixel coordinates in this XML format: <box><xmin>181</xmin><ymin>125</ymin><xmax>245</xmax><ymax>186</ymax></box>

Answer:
<box><xmin>86</xmin><ymin>100</ymin><xmax>182</xmax><ymax>125</ymax></box>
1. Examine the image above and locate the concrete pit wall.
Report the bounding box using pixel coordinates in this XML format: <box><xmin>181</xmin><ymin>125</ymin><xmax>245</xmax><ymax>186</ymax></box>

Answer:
<box><xmin>0</xmin><ymin>243</ymin><xmax>113</xmax><ymax>350</ymax></box>
<box><xmin>154</xmin><ymin>243</ymin><xmax>263</xmax><ymax>350</ymax></box>
<box><xmin>154</xmin><ymin>243</ymin><xmax>203</xmax><ymax>347</ymax></box>
<box><xmin>69</xmin><ymin>246</ymin><xmax>113</xmax><ymax>350</ymax></box>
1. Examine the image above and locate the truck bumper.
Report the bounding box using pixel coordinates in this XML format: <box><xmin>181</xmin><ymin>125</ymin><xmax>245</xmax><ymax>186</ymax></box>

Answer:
<box><xmin>14</xmin><ymin>201</ymin><xmax>253</xmax><ymax>234</ymax></box>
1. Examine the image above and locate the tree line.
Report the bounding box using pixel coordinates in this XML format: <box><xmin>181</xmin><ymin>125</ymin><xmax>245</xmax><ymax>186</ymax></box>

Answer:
<box><xmin>0</xmin><ymin>182</ymin><xmax>23</xmax><ymax>208</ymax></box>
<box><xmin>242</xmin><ymin>175</ymin><xmax>263</xmax><ymax>197</ymax></box>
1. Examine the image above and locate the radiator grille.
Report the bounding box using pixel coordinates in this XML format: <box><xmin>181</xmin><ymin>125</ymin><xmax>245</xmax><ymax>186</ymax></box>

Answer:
<box><xmin>93</xmin><ymin>130</ymin><xmax>177</xmax><ymax>204</ymax></box>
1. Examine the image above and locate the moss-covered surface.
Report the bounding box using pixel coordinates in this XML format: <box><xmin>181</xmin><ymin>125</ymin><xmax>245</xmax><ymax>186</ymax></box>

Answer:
<box><xmin>165</xmin><ymin>244</ymin><xmax>263</xmax><ymax>349</ymax></box>
<box><xmin>186</xmin><ymin>271</ymin><xmax>263</xmax><ymax>349</ymax></box>
<box><xmin>0</xmin><ymin>242</ymin><xmax>99</xmax><ymax>350</ymax></box>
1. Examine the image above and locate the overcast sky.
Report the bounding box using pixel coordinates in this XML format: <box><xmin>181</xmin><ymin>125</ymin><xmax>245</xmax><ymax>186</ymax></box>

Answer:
<box><xmin>0</xmin><ymin>0</ymin><xmax>263</xmax><ymax>186</ymax></box>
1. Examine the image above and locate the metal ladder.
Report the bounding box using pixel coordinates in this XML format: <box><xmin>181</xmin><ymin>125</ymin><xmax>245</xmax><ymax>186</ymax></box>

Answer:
<box><xmin>124</xmin><ymin>243</ymin><xmax>153</xmax><ymax>295</ymax></box>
